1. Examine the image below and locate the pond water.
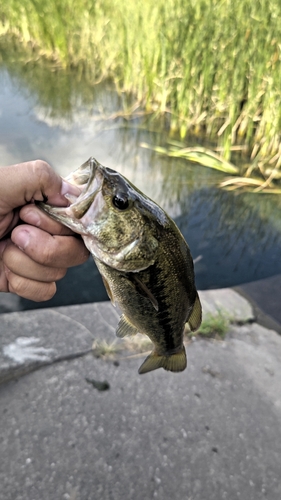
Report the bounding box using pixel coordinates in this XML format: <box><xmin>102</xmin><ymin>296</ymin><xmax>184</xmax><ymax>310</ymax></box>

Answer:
<box><xmin>1</xmin><ymin>65</ymin><xmax>281</xmax><ymax>311</ymax></box>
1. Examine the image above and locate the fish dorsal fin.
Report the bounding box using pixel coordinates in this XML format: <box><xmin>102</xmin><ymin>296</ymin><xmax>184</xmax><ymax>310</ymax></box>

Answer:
<box><xmin>116</xmin><ymin>314</ymin><xmax>138</xmax><ymax>338</ymax></box>
<box><xmin>138</xmin><ymin>346</ymin><xmax>187</xmax><ymax>374</ymax></box>
<box><xmin>101</xmin><ymin>275</ymin><xmax>116</xmax><ymax>306</ymax></box>
<box><xmin>188</xmin><ymin>294</ymin><xmax>202</xmax><ymax>332</ymax></box>
<box><xmin>127</xmin><ymin>274</ymin><xmax>159</xmax><ymax>311</ymax></box>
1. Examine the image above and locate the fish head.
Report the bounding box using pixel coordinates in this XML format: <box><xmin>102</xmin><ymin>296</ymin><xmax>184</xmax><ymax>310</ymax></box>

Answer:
<box><xmin>39</xmin><ymin>157</ymin><xmax>164</xmax><ymax>271</ymax></box>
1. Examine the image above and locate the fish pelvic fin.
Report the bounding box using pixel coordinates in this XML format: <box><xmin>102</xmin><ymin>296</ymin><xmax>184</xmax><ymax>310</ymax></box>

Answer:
<box><xmin>116</xmin><ymin>314</ymin><xmax>138</xmax><ymax>338</ymax></box>
<box><xmin>138</xmin><ymin>345</ymin><xmax>187</xmax><ymax>375</ymax></box>
<box><xmin>188</xmin><ymin>293</ymin><xmax>202</xmax><ymax>332</ymax></box>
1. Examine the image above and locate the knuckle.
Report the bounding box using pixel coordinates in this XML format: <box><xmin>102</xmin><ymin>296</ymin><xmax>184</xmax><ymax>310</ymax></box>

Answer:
<box><xmin>32</xmin><ymin>160</ymin><xmax>51</xmax><ymax>180</ymax></box>
<box><xmin>8</xmin><ymin>274</ymin><xmax>28</xmax><ymax>296</ymax></box>
<box><xmin>30</xmin><ymin>160</ymin><xmax>54</xmax><ymax>201</ymax></box>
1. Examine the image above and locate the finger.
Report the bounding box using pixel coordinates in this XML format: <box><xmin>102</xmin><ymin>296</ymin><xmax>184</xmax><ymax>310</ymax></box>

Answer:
<box><xmin>11</xmin><ymin>225</ymin><xmax>89</xmax><ymax>268</ymax></box>
<box><xmin>5</xmin><ymin>269</ymin><xmax>57</xmax><ymax>301</ymax></box>
<box><xmin>0</xmin><ymin>160</ymin><xmax>80</xmax><ymax>214</ymax></box>
<box><xmin>3</xmin><ymin>242</ymin><xmax>67</xmax><ymax>282</ymax></box>
<box><xmin>19</xmin><ymin>204</ymin><xmax>75</xmax><ymax>236</ymax></box>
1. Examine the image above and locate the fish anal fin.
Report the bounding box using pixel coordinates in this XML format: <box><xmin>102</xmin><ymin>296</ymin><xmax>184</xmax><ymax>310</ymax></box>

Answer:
<box><xmin>116</xmin><ymin>314</ymin><xmax>138</xmax><ymax>338</ymax></box>
<box><xmin>138</xmin><ymin>346</ymin><xmax>187</xmax><ymax>374</ymax></box>
<box><xmin>188</xmin><ymin>294</ymin><xmax>202</xmax><ymax>332</ymax></box>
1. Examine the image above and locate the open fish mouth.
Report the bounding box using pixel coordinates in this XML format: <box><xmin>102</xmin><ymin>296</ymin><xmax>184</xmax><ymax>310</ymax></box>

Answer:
<box><xmin>64</xmin><ymin>157</ymin><xmax>96</xmax><ymax>189</ymax></box>
<box><xmin>70</xmin><ymin>176</ymin><xmax>101</xmax><ymax>220</ymax></box>
<box><xmin>37</xmin><ymin>158</ymin><xmax>103</xmax><ymax>231</ymax></box>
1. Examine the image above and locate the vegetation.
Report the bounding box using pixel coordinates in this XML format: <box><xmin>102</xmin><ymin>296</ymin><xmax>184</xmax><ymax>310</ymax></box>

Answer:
<box><xmin>92</xmin><ymin>334</ymin><xmax>152</xmax><ymax>359</ymax></box>
<box><xmin>1</xmin><ymin>0</ymin><xmax>281</xmax><ymax>188</ymax></box>
<box><xmin>92</xmin><ymin>339</ymin><xmax>121</xmax><ymax>358</ymax></box>
<box><xmin>187</xmin><ymin>312</ymin><xmax>230</xmax><ymax>340</ymax></box>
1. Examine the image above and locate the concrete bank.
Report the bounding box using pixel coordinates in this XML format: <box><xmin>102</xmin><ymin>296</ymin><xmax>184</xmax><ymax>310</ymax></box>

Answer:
<box><xmin>0</xmin><ymin>288</ymin><xmax>281</xmax><ymax>500</ymax></box>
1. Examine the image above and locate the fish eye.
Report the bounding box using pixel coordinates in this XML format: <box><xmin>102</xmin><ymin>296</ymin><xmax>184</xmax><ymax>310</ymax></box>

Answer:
<box><xmin>112</xmin><ymin>193</ymin><xmax>129</xmax><ymax>210</ymax></box>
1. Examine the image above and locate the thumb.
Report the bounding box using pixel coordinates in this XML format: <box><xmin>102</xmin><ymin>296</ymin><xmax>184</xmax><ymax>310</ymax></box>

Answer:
<box><xmin>0</xmin><ymin>160</ymin><xmax>80</xmax><ymax>214</ymax></box>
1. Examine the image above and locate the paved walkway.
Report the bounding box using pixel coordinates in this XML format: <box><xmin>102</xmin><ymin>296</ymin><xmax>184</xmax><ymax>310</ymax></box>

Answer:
<box><xmin>0</xmin><ymin>288</ymin><xmax>281</xmax><ymax>500</ymax></box>
<box><xmin>237</xmin><ymin>273</ymin><xmax>281</xmax><ymax>332</ymax></box>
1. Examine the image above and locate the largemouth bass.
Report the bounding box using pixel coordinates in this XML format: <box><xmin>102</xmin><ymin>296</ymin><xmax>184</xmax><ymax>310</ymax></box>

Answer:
<box><xmin>39</xmin><ymin>157</ymin><xmax>202</xmax><ymax>374</ymax></box>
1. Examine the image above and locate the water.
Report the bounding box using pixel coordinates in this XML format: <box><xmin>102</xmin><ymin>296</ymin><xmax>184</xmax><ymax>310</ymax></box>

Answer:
<box><xmin>1</xmin><ymin>65</ymin><xmax>281</xmax><ymax>312</ymax></box>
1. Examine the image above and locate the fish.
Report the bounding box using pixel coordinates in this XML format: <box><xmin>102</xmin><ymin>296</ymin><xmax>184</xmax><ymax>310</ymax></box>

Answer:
<box><xmin>38</xmin><ymin>157</ymin><xmax>202</xmax><ymax>374</ymax></box>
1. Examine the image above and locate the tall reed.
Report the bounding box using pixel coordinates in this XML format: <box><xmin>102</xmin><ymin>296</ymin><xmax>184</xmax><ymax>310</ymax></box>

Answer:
<box><xmin>1</xmin><ymin>0</ymin><xmax>281</xmax><ymax>181</ymax></box>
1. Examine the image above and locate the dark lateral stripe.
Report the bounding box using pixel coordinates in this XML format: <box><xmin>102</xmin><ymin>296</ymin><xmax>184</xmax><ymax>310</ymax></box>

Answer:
<box><xmin>147</xmin><ymin>262</ymin><xmax>179</xmax><ymax>351</ymax></box>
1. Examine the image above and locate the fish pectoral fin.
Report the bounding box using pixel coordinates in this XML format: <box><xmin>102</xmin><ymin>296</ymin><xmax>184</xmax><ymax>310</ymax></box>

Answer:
<box><xmin>187</xmin><ymin>294</ymin><xmax>202</xmax><ymax>332</ymax></box>
<box><xmin>116</xmin><ymin>315</ymin><xmax>139</xmax><ymax>338</ymax></box>
<box><xmin>127</xmin><ymin>274</ymin><xmax>159</xmax><ymax>311</ymax></box>
<box><xmin>101</xmin><ymin>275</ymin><xmax>116</xmax><ymax>306</ymax></box>
<box><xmin>138</xmin><ymin>346</ymin><xmax>187</xmax><ymax>375</ymax></box>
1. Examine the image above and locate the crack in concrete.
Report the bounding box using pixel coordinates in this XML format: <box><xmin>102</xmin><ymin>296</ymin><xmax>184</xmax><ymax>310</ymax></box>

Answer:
<box><xmin>0</xmin><ymin>348</ymin><xmax>93</xmax><ymax>385</ymax></box>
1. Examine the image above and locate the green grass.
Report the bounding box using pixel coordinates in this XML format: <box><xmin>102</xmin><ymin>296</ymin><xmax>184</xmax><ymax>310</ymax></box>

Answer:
<box><xmin>92</xmin><ymin>339</ymin><xmax>121</xmax><ymax>358</ymax></box>
<box><xmin>188</xmin><ymin>312</ymin><xmax>230</xmax><ymax>340</ymax></box>
<box><xmin>92</xmin><ymin>334</ymin><xmax>153</xmax><ymax>359</ymax></box>
<box><xmin>1</xmin><ymin>0</ymin><xmax>281</xmax><ymax>187</ymax></box>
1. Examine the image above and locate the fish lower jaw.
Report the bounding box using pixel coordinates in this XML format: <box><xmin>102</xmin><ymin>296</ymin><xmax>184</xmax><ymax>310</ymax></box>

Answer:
<box><xmin>37</xmin><ymin>203</ymin><xmax>87</xmax><ymax>234</ymax></box>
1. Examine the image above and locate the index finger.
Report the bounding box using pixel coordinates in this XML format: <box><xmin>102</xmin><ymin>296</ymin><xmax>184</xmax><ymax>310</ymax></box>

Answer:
<box><xmin>19</xmin><ymin>204</ymin><xmax>75</xmax><ymax>236</ymax></box>
<box><xmin>11</xmin><ymin>225</ymin><xmax>90</xmax><ymax>267</ymax></box>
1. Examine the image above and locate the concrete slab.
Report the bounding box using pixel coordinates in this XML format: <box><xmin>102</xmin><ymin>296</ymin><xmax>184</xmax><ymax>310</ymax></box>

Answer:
<box><xmin>1</xmin><ymin>321</ymin><xmax>281</xmax><ymax>500</ymax></box>
<box><xmin>0</xmin><ymin>289</ymin><xmax>262</xmax><ymax>385</ymax></box>
<box><xmin>1</xmin><ymin>290</ymin><xmax>281</xmax><ymax>500</ymax></box>
<box><xmin>236</xmin><ymin>274</ymin><xmax>281</xmax><ymax>333</ymax></box>
<box><xmin>0</xmin><ymin>308</ymin><xmax>94</xmax><ymax>383</ymax></box>
<box><xmin>199</xmin><ymin>288</ymin><xmax>254</xmax><ymax>322</ymax></box>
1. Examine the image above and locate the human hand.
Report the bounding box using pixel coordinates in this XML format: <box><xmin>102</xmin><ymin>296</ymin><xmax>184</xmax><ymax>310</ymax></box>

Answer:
<box><xmin>0</xmin><ymin>160</ymin><xmax>89</xmax><ymax>301</ymax></box>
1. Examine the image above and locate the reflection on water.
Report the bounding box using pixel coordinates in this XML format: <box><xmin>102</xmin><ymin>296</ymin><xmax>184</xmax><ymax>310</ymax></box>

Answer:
<box><xmin>176</xmin><ymin>187</ymin><xmax>281</xmax><ymax>289</ymax></box>
<box><xmin>1</xmin><ymin>65</ymin><xmax>281</xmax><ymax>311</ymax></box>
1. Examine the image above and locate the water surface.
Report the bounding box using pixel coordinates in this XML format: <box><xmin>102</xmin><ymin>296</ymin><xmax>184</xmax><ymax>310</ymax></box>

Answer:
<box><xmin>1</xmin><ymin>66</ymin><xmax>281</xmax><ymax>311</ymax></box>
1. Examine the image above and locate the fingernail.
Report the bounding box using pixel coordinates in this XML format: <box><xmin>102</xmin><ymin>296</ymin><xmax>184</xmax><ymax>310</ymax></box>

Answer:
<box><xmin>13</xmin><ymin>229</ymin><xmax>31</xmax><ymax>251</ymax></box>
<box><xmin>45</xmin><ymin>180</ymin><xmax>81</xmax><ymax>207</ymax></box>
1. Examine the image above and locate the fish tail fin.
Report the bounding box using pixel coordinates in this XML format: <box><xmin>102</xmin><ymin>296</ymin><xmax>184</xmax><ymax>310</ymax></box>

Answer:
<box><xmin>138</xmin><ymin>346</ymin><xmax>187</xmax><ymax>375</ymax></box>
<box><xmin>188</xmin><ymin>293</ymin><xmax>202</xmax><ymax>332</ymax></box>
